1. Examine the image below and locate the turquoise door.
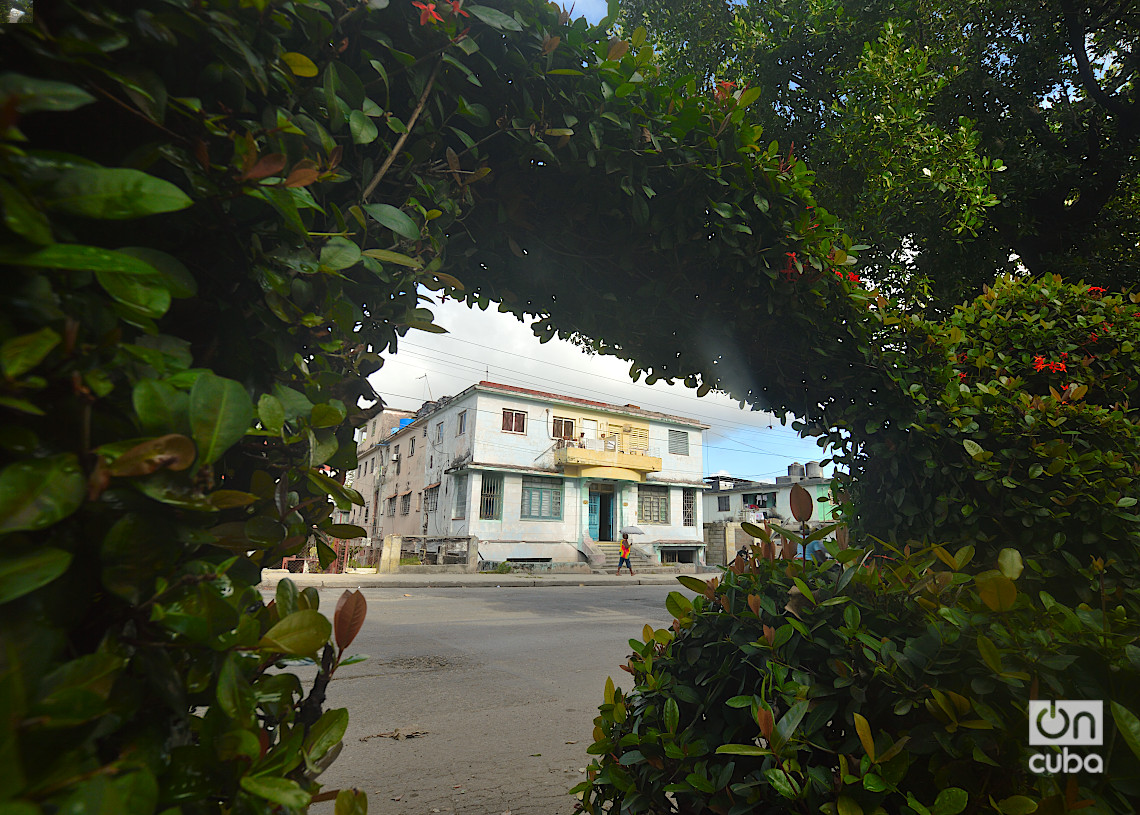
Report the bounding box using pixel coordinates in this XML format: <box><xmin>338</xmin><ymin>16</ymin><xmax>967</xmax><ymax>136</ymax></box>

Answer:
<box><xmin>588</xmin><ymin>492</ymin><xmax>600</xmax><ymax>540</ymax></box>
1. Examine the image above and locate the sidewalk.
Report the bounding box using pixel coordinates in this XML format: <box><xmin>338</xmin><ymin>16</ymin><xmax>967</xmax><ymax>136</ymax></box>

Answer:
<box><xmin>258</xmin><ymin>569</ymin><xmax>712</xmax><ymax>590</ymax></box>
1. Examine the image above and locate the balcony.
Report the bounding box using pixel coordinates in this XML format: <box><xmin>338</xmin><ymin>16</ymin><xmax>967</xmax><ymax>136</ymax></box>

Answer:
<box><xmin>553</xmin><ymin>439</ymin><xmax>661</xmax><ymax>482</ymax></box>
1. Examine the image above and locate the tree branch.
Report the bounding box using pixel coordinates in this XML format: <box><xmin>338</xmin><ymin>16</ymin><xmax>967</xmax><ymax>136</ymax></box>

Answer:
<box><xmin>1060</xmin><ymin>0</ymin><xmax>1134</xmax><ymax>123</ymax></box>
<box><xmin>361</xmin><ymin>58</ymin><xmax>443</xmax><ymax>201</ymax></box>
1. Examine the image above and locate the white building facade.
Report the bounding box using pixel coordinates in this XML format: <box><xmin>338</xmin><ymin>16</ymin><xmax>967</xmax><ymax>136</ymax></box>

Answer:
<box><xmin>391</xmin><ymin>381</ymin><xmax>709</xmax><ymax>565</ymax></box>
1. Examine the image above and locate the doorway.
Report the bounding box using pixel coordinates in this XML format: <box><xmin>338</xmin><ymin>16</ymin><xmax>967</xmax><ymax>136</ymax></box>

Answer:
<box><xmin>588</xmin><ymin>484</ymin><xmax>615</xmax><ymax>541</ymax></box>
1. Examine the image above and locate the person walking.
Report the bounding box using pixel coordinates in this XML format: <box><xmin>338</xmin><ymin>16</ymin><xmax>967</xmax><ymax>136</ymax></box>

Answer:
<box><xmin>615</xmin><ymin>533</ymin><xmax>635</xmax><ymax>576</ymax></box>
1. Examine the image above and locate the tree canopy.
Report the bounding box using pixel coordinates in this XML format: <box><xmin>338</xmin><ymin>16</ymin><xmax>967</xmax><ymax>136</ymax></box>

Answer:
<box><xmin>619</xmin><ymin>0</ymin><xmax>1140</xmax><ymax>308</ymax></box>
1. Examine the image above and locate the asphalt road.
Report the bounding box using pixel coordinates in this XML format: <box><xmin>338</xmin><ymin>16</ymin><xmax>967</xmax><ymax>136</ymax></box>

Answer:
<box><xmin>293</xmin><ymin>584</ymin><xmax>689</xmax><ymax>815</ymax></box>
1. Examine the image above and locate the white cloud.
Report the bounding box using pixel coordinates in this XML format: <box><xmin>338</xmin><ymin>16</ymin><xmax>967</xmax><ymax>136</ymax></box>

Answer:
<box><xmin>368</xmin><ymin>297</ymin><xmax>830</xmax><ymax>480</ymax></box>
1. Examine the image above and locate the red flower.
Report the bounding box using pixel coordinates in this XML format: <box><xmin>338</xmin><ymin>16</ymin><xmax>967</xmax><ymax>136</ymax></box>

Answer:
<box><xmin>779</xmin><ymin>251</ymin><xmax>799</xmax><ymax>281</ymax></box>
<box><xmin>449</xmin><ymin>0</ymin><xmax>469</xmax><ymax>15</ymax></box>
<box><xmin>1060</xmin><ymin>352</ymin><xmax>1068</xmax><ymax>359</ymax></box>
<box><xmin>1088</xmin><ymin>286</ymin><xmax>1106</xmax><ymax>294</ymax></box>
<box><xmin>958</xmin><ymin>372</ymin><xmax>967</xmax><ymax>379</ymax></box>
<box><xmin>714</xmin><ymin>80</ymin><xmax>736</xmax><ymax>102</ymax></box>
<box><xmin>413</xmin><ymin>1</ymin><xmax>443</xmax><ymax>24</ymax></box>
<box><xmin>1048</xmin><ymin>361</ymin><xmax>1067</xmax><ymax>373</ymax></box>
<box><xmin>846</xmin><ymin>272</ymin><xmax>860</xmax><ymax>283</ymax></box>
<box><xmin>1033</xmin><ymin>355</ymin><xmax>1047</xmax><ymax>372</ymax></box>
<box><xmin>1089</xmin><ymin>332</ymin><xmax>1099</xmax><ymax>343</ymax></box>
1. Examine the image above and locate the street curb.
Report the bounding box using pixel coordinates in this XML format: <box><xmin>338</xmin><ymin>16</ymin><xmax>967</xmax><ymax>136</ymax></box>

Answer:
<box><xmin>257</xmin><ymin>573</ymin><xmax>706</xmax><ymax>590</ymax></box>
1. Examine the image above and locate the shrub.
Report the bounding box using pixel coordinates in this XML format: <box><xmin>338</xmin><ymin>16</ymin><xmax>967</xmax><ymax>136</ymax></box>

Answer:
<box><xmin>576</xmin><ymin>534</ymin><xmax>1140</xmax><ymax>814</ymax></box>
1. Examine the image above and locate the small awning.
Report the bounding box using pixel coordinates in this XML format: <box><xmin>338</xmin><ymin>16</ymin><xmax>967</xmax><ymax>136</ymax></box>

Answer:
<box><xmin>400</xmin><ymin>490</ymin><xmax>412</xmax><ymax>496</ymax></box>
<box><xmin>424</xmin><ymin>481</ymin><xmax>441</xmax><ymax>490</ymax></box>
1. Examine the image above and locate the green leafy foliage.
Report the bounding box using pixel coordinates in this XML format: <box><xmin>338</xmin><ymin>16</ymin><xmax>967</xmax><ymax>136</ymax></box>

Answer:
<box><xmin>578</xmin><ymin>542</ymin><xmax>1140</xmax><ymax>813</ymax></box>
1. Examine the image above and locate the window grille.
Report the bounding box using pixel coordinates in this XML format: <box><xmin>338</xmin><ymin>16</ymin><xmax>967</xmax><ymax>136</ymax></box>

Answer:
<box><xmin>683</xmin><ymin>488</ymin><xmax>695</xmax><ymax>526</ymax></box>
<box><xmin>454</xmin><ymin>473</ymin><xmax>468</xmax><ymax>518</ymax></box>
<box><xmin>502</xmin><ymin>409</ymin><xmax>527</xmax><ymax>434</ymax></box>
<box><xmin>553</xmin><ymin>417</ymin><xmax>575</xmax><ymax>439</ymax></box>
<box><xmin>410</xmin><ymin>437</ymin><xmax>415</xmax><ymax>456</ymax></box>
<box><xmin>521</xmin><ymin>476</ymin><xmax>562</xmax><ymax>520</ymax></box>
<box><xmin>436</xmin><ymin>422</ymin><xmax>444</xmax><ymax>442</ymax></box>
<box><xmin>668</xmin><ymin>429</ymin><xmax>690</xmax><ymax>456</ymax></box>
<box><xmin>386</xmin><ymin>497</ymin><xmax>396</xmax><ymax>516</ymax></box>
<box><xmin>457</xmin><ymin>410</ymin><xmax>467</xmax><ymax>435</ymax></box>
<box><xmin>480</xmin><ymin>473</ymin><xmax>504</xmax><ymax>519</ymax></box>
<box><xmin>717</xmin><ymin>495</ymin><xmax>730</xmax><ymax>512</ymax></box>
<box><xmin>425</xmin><ymin>485</ymin><xmax>440</xmax><ymax>512</ymax></box>
<box><xmin>400</xmin><ymin>493</ymin><xmax>411</xmax><ymax>515</ymax></box>
<box><xmin>638</xmin><ymin>485</ymin><xmax>669</xmax><ymax>524</ymax></box>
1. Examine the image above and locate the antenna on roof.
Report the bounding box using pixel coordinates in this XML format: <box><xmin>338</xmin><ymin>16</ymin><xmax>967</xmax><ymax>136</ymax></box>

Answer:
<box><xmin>416</xmin><ymin>374</ymin><xmax>432</xmax><ymax>401</ymax></box>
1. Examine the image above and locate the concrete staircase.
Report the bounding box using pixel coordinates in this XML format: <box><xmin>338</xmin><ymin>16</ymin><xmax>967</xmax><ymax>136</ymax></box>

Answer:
<box><xmin>591</xmin><ymin>542</ymin><xmax>696</xmax><ymax>574</ymax></box>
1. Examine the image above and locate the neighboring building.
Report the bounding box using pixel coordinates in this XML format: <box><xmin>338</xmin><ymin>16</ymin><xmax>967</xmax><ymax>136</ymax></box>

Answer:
<box><xmin>376</xmin><ymin>381</ymin><xmax>709</xmax><ymax>565</ymax></box>
<box><xmin>703</xmin><ymin>463</ymin><xmax>838</xmax><ymax>558</ymax></box>
<box><xmin>342</xmin><ymin>407</ymin><xmax>416</xmax><ymax>544</ymax></box>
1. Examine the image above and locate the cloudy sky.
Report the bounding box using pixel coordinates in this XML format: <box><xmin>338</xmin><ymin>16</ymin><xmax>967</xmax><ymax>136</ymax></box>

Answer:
<box><xmin>365</xmin><ymin>0</ymin><xmax>832</xmax><ymax>484</ymax></box>
<box><xmin>368</xmin><ymin>297</ymin><xmax>832</xmax><ymax>483</ymax></box>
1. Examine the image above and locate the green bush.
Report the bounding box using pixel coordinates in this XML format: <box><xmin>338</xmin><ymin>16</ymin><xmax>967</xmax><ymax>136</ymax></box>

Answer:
<box><xmin>576</xmin><ymin>537</ymin><xmax>1140</xmax><ymax>814</ymax></box>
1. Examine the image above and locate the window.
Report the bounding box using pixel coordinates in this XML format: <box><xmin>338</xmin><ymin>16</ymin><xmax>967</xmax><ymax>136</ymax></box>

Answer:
<box><xmin>425</xmin><ymin>485</ymin><xmax>440</xmax><ymax>512</ymax></box>
<box><xmin>436</xmin><ymin>422</ymin><xmax>444</xmax><ymax>442</ymax></box>
<box><xmin>386</xmin><ymin>497</ymin><xmax>397</xmax><ymax>516</ymax></box>
<box><xmin>638</xmin><ymin>485</ymin><xmax>669</xmax><ymax>524</ymax></box>
<box><xmin>429</xmin><ymin>455</ymin><xmax>433</xmax><ymax>469</ymax></box>
<box><xmin>457</xmin><ymin>410</ymin><xmax>467</xmax><ymax>435</ymax></box>
<box><xmin>668</xmin><ymin>429</ymin><xmax>690</xmax><ymax>456</ymax></box>
<box><xmin>400</xmin><ymin>493</ymin><xmax>411</xmax><ymax>515</ymax></box>
<box><xmin>394</xmin><ymin>444</ymin><xmax>401</xmax><ymax>475</ymax></box>
<box><xmin>521</xmin><ymin>477</ymin><xmax>562</xmax><ymax>520</ymax></box>
<box><xmin>364</xmin><ymin>505</ymin><xmax>369</xmax><ymax>524</ymax></box>
<box><xmin>553</xmin><ymin>416</ymin><xmax>575</xmax><ymax>439</ymax></box>
<box><xmin>480</xmin><ymin>473</ymin><xmax>504</xmax><ymax>519</ymax></box>
<box><xmin>683</xmin><ymin>488</ymin><xmax>695</xmax><ymax>526</ymax></box>
<box><xmin>415</xmin><ymin>492</ymin><xmax>421</xmax><ymax>512</ymax></box>
<box><xmin>717</xmin><ymin>495</ymin><xmax>730</xmax><ymax>512</ymax></box>
<box><xmin>628</xmin><ymin>427</ymin><xmax>649</xmax><ymax>453</ymax></box>
<box><xmin>453</xmin><ymin>473</ymin><xmax>467</xmax><ymax>518</ymax></box>
<box><xmin>502</xmin><ymin>409</ymin><xmax>527</xmax><ymax>434</ymax></box>
<box><xmin>410</xmin><ymin>437</ymin><xmax>415</xmax><ymax>456</ymax></box>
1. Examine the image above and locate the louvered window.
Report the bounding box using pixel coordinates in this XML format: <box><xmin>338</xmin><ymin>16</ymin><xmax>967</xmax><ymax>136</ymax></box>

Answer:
<box><xmin>521</xmin><ymin>477</ymin><xmax>562</xmax><ymax>520</ymax></box>
<box><xmin>668</xmin><ymin>429</ymin><xmax>689</xmax><ymax>456</ymax></box>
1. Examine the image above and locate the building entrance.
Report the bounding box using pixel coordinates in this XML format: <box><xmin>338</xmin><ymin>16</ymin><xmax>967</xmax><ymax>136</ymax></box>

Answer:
<box><xmin>588</xmin><ymin>484</ymin><xmax>615</xmax><ymax>541</ymax></box>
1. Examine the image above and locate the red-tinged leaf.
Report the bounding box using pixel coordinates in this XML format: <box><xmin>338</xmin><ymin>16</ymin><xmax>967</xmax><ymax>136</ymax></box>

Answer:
<box><xmin>606</xmin><ymin>39</ymin><xmax>629</xmax><ymax>60</ymax></box>
<box><xmin>763</xmin><ymin>624</ymin><xmax>775</xmax><ymax>646</ymax></box>
<box><xmin>334</xmin><ymin>589</ymin><xmax>367</xmax><ymax>652</ymax></box>
<box><xmin>748</xmin><ymin>595</ymin><xmax>762</xmax><ymax>616</ymax></box>
<box><xmin>756</xmin><ymin>707</ymin><xmax>774</xmax><ymax>741</ymax></box>
<box><xmin>244</xmin><ymin>153</ymin><xmax>286</xmax><ymax>181</ymax></box>
<box><xmin>284</xmin><ymin>168</ymin><xmax>320</xmax><ymax>188</ymax></box>
<box><xmin>106</xmin><ymin>434</ymin><xmax>196</xmax><ymax>476</ymax></box>
<box><xmin>327</xmin><ymin>145</ymin><xmax>343</xmax><ymax>170</ymax></box>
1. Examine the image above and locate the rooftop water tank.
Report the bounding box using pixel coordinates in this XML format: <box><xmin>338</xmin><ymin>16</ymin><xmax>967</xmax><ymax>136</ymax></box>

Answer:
<box><xmin>805</xmin><ymin>461</ymin><xmax>822</xmax><ymax>478</ymax></box>
<box><xmin>788</xmin><ymin>462</ymin><xmax>806</xmax><ymax>479</ymax></box>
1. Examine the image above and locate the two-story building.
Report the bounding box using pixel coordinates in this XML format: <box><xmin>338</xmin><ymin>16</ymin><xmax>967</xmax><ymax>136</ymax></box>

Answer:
<box><xmin>372</xmin><ymin>381</ymin><xmax>709</xmax><ymax>566</ymax></box>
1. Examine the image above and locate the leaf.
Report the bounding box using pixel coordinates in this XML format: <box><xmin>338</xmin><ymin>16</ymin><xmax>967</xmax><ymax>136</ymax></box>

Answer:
<box><xmin>788</xmin><ymin>483</ymin><xmax>813</xmax><ymax>521</ymax></box>
<box><xmin>47</xmin><ymin>167</ymin><xmax>192</xmax><ymax>219</ymax></box>
<box><xmin>853</xmin><ymin>712</ymin><xmax>875</xmax><ymax>761</ymax></box>
<box><xmin>335</xmin><ymin>789</ymin><xmax>368</xmax><ymax>815</ymax></box>
<box><xmin>327</xmin><ymin>524</ymin><xmax>367</xmax><ymax>539</ymax></box>
<box><xmin>976</xmin><ymin>635</ymin><xmax>1004</xmax><ymax>673</ymax></box>
<box><xmin>349</xmin><ymin>110</ymin><xmax>378</xmax><ymax>145</ymax></box>
<box><xmin>770</xmin><ymin>700</ymin><xmax>809</xmax><ymax>753</ymax></box>
<box><xmin>0</xmin><ymin>177</ymin><xmax>52</xmax><ymax>244</ymax></box>
<box><xmin>215</xmin><ymin>652</ymin><xmax>247</xmax><ymax>719</ymax></box>
<box><xmin>106</xmin><ymin>434</ymin><xmax>196</xmax><ymax>476</ymax></box>
<box><xmin>837</xmin><ymin>796</ymin><xmax>864</xmax><ymax>815</ymax></box>
<box><xmin>0</xmin><ymin>454</ymin><xmax>86</xmax><ymax>533</ymax></box>
<box><xmin>1110</xmin><ymin>702</ymin><xmax>1140</xmax><ymax>763</ymax></box>
<box><xmin>258</xmin><ymin>394</ymin><xmax>285</xmax><ymax>434</ymax></box>
<box><xmin>284</xmin><ymin>167</ymin><xmax>320</xmax><ymax>187</ymax></box>
<box><xmin>932</xmin><ymin>788</ymin><xmax>969</xmax><ymax>815</ymax></box>
<box><xmin>259</xmin><ymin>609</ymin><xmax>332</xmax><ymax>657</ymax></box>
<box><xmin>362</xmin><ymin>248</ymin><xmax>422</xmax><ymax>268</ymax></box>
<box><xmin>96</xmin><ymin>267</ymin><xmax>171</xmax><ymax>318</ymax></box>
<box><xmin>133</xmin><ymin>380</ymin><xmax>188</xmax><ymax>434</ymax></box>
<box><xmin>0</xmin><ymin>547</ymin><xmax>72</xmax><ymax>604</ymax></box>
<box><xmin>363</xmin><ymin>204</ymin><xmax>420</xmax><ymax>240</ymax></box>
<box><xmin>239</xmin><ymin>777</ymin><xmax>312</xmax><ymax>809</ymax></box>
<box><xmin>963</xmin><ymin>439</ymin><xmax>986</xmax><ymax>460</ymax></box>
<box><xmin>676</xmin><ymin>575</ymin><xmax>710</xmax><ymax>594</ymax></box>
<box><xmin>117</xmin><ymin>246</ymin><xmax>197</xmax><ymax>299</ymax></box>
<box><xmin>189</xmin><ymin>373</ymin><xmax>253</xmax><ymax>466</ymax></box>
<box><xmin>665</xmin><ymin>590</ymin><xmax>692</xmax><ymax>619</ymax></box>
<box><xmin>663</xmin><ymin>698</ymin><xmax>679</xmax><ymax>733</ymax></box>
<box><xmin>0</xmin><ymin>74</ymin><xmax>96</xmax><ymax>112</ymax></box>
<box><xmin>466</xmin><ymin>4</ymin><xmax>523</xmax><ymax>30</ymax></box>
<box><xmin>0</xmin><ymin>243</ymin><xmax>161</xmax><ymax>274</ymax></box>
<box><xmin>976</xmin><ymin>571</ymin><xmax>1017</xmax><ymax>612</ymax></box>
<box><xmin>320</xmin><ymin>237</ymin><xmax>361</xmax><ymax>271</ymax></box>
<box><xmin>243</xmin><ymin>153</ymin><xmax>287</xmax><ymax>181</ymax></box>
<box><xmin>737</xmin><ymin>87</ymin><xmax>763</xmax><ymax>109</ymax></box>
<box><xmin>334</xmin><ymin>589</ymin><xmax>367</xmax><ymax>651</ymax></box>
<box><xmin>995</xmin><ymin>796</ymin><xmax>1038</xmax><ymax>815</ymax></box>
<box><xmin>715</xmin><ymin>744</ymin><xmax>769</xmax><ymax>755</ymax></box>
<box><xmin>1</xmin><ymin>327</ymin><xmax>60</xmax><ymax>379</ymax></box>
<box><xmin>305</xmin><ymin>707</ymin><xmax>349</xmax><ymax>761</ymax></box>
<box><xmin>997</xmin><ymin>548</ymin><xmax>1024</xmax><ymax>580</ymax></box>
<box><xmin>282</xmin><ymin>52</ymin><xmax>319</xmax><ymax>78</ymax></box>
